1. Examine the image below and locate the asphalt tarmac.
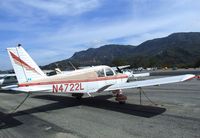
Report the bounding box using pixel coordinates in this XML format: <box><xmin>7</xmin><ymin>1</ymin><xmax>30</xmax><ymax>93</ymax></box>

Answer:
<box><xmin>0</xmin><ymin>74</ymin><xmax>200</xmax><ymax>138</ymax></box>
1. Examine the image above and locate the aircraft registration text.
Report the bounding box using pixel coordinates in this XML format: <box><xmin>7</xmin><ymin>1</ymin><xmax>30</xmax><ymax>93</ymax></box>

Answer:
<box><xmin>52</xmin><ymin>83</ymin><xmax>84</xmax><ymax>93</ymax></box>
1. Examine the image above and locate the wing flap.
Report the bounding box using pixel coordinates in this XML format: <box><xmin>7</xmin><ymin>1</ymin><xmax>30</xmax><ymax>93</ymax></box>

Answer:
<box><xmin>106</xmin><ymin>74</ymin><xmax>195</xmax><ymax>91</ymax></box>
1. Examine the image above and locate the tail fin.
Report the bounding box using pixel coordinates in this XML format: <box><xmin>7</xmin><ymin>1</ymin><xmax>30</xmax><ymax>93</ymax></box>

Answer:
<box><xmin>7</xmin><ymin>45</ymin><xmax>46</xmax><ymax>84</ymax></box>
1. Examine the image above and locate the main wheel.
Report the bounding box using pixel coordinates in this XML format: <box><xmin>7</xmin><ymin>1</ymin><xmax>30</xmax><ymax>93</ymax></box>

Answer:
<box><xmin>115</xmin><ymin>94</ymin><xmax>127</xmax><ymax>104</ymax></box>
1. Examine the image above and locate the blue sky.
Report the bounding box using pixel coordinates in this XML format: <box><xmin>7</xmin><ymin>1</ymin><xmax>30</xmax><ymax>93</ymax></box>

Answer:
<box><xmin>0</xmin><ymin>0</ymin><xmax>200</xmax><ymax>70</ymax></box>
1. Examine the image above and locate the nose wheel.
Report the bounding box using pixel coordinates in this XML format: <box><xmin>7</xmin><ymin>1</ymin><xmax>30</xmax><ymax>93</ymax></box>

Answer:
<box><xmin>113</xmin><ymin>90</ymin><xmax>127</xmax><ymax>104</ymax></box>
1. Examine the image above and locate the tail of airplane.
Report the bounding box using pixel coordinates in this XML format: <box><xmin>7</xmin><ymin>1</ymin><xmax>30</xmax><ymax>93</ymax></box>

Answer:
<box><xmin>7</xmin><ymin>45</ymin><xmax>46</xmax><ymax>84</ymax></box>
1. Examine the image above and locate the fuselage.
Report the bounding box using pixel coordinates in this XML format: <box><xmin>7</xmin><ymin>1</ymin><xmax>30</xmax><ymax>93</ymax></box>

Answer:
<box><xmin>18</xmin><ymin>65</ymin><xmax>128</xmax><ymax>93</ymax></box>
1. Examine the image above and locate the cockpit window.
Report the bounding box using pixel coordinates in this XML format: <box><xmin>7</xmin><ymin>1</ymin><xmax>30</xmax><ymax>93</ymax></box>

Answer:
<box><xmin>96</xmin><ymin>69</ymin><xmax>105</xmax><ymax>77</ymax></box>
<box><xmin>105</xmin><ymin>68</ymin><xmax>114</xmax><ymax>76</ymax></box>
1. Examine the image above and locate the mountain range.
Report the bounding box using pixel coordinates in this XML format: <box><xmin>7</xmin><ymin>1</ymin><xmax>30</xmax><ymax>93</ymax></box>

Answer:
<box><xmin>42</xmin><ymin>32</ymin><xmax>200</xmax><ymax>70</ymax></box>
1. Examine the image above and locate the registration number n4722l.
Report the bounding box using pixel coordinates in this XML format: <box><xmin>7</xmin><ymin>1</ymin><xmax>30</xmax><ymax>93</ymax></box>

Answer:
<box><xmin>52</xmin><ymin>83</ymin><xmax>84</xmax><ymax>93</ymax></box>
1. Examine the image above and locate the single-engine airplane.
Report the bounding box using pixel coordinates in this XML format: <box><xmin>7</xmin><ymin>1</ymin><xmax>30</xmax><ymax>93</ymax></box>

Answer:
<box><xmin>112</xmin><ymin>65</ymin><xmax>150</xmax><ymax>79</ymax></box>
<box><xmin>2</xmin><ymin>45</ymin><xmax>195</xmax><ymax>104</ymax></box>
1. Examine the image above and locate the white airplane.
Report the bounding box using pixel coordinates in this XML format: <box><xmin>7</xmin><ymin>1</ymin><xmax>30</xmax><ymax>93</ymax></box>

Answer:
<box><xmin>2</xmin><ymin>46</ymin><xmax>195</xmax><ymax>104</ymax></box>
<box><xmin>112</xmin><ymin>65</ymin><xmax>150</xmax><ymax>79</ymax></box>
<box><xmin>0</xmin><ymin>74</ymin><xmax>17</xmax><ymax>87</ymax></box>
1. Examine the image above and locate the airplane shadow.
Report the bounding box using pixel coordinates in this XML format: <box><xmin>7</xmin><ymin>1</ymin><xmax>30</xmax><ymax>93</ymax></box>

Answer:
<box><xmin>0</xmin><ymin>111</ymin><xmax>22</xmax><ymax>129</ymax></box>
<box><xmin>0</xmin><ymin>94</ymin><xmax>166</xmax><ymax>130</ymax></box>
<box><xmin>13</xmin><ymin>94</ymin><xmax>166</xmax><ymax>118</ymax></box>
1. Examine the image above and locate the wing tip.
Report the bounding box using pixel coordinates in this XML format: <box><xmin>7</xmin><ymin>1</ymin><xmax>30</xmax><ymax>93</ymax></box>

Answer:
<box><xmin>182</xmin><ymin>74</ymin><xmax>196</xmax><ymax>81</ymax></box>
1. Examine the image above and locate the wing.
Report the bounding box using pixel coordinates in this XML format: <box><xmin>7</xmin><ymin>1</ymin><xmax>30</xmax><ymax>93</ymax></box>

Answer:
<box><xmin>105</xmin><ymin>74</ymin><xmax>195</xmax><ymax>91</ymax></box>
<box><xmin>132</xmin><ymin>72</ymin><xmax>150</xmax><ymax>78</ymax></box>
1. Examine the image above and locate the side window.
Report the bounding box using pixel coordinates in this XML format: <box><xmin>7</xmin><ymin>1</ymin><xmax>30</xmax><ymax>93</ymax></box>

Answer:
<box><xmin>96</xmin><ymin>69</ymin><xmax>105</xmax><ymax>77</ymax></box>
<box><xmin>105</xmin><ymin>68</ymin><xmax>114</xmax><ymax>76</ymax></box>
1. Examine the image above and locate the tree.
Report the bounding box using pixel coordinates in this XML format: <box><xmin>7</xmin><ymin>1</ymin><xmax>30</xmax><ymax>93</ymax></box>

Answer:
<box><xmin>194</xmin><ymin>59</ymin><xmax>200</xmax><ymax>68</ymax></box>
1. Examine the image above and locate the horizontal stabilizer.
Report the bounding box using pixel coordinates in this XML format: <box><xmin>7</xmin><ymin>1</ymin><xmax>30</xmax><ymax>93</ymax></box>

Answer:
<box><xmin>2</xmin><ymin>85</ymin><xmax>51</xmax><ymax>92</ymax></box>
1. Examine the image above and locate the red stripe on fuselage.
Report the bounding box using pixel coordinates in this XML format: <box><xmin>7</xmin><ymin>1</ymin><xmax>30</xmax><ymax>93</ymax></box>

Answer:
<box><xmin>18</xmin><ymin>75</ymin><xmax>128</xmax><ymax>87</ymax></box>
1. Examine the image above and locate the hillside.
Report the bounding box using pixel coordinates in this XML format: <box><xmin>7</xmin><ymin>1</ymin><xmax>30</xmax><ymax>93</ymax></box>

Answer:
<box><xmin>131</xmin><ymin>32</ymin><xmax>200</xmax><ymax>67</ymax></box>
<box><xmin>133</xmin><ymin>32</ymin><xmax>200</xmax><ymax>55</ymax></box>
<box><xmin>42</xmin><ymin>32</ymin><xmax>200</xmax><ymax>70</ymax></box>
<box><xmin>43</xmin><ymin>44</ymin><xmax>136</xmax><ymax>69</ymax></box>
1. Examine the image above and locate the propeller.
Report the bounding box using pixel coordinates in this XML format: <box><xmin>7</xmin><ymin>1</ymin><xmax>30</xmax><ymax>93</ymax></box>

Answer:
<box><xmin>116</xmin><ymin>66</ymin><xmax>123</xmax><ymax>73</ymax></box>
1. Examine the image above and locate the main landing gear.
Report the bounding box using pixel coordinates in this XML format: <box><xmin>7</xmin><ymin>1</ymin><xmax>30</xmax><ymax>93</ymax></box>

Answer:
<box><xmin>72</xmin><ymin>93</ymin><xmax>84</xmax><ymax>99</ymax></box>
<box><xmin>112</xmin><ymin>90</ymin><xmax>127</xmax><ymax>104</ymax></box>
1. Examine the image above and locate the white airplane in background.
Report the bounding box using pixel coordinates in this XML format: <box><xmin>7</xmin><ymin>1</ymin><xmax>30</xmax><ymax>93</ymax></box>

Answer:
<box><xmin>0</xmin><ymin>74</ymin><xmax>17</xmax><ymax>87</ymax></box>
<box><xmin>2</xmin><ymin>45</ymin><xmax>195</xmax><ymax>104</ymax></box>
<box><xmin>112</xmin><ymin>65</ymin><xmax>150</xmax><ymax>79</ymax></box>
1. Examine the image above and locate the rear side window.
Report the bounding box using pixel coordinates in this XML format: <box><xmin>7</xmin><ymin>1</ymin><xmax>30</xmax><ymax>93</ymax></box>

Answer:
<box><xmin>96</xmin><ymin>69</ymin><xmax>105</xmax><ymax>77</ymax></box>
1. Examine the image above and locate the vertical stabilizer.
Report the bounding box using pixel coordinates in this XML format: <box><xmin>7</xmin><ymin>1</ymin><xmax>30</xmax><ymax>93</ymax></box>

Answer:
<box><xmin>7</xmin><ymin>45</ymin><xmax>46</xmax><ymax>83</ymax></box>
